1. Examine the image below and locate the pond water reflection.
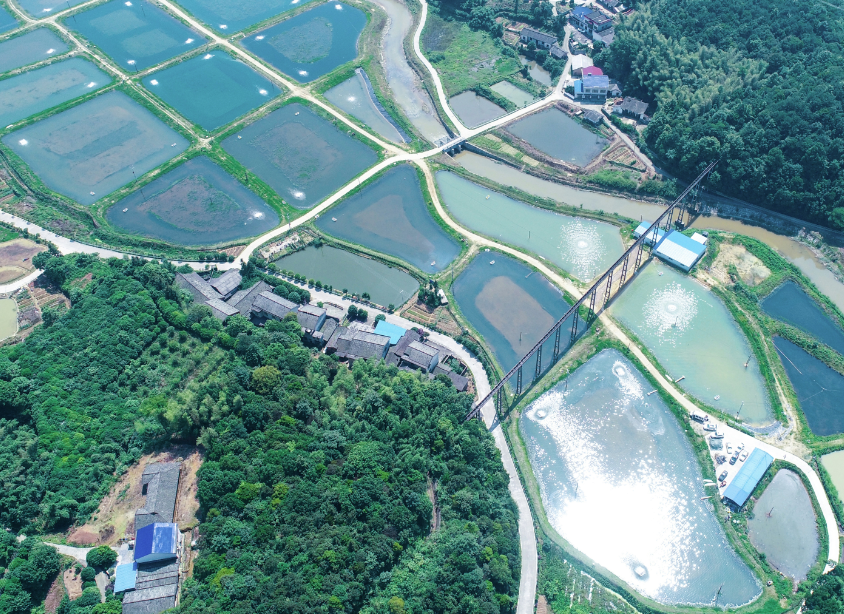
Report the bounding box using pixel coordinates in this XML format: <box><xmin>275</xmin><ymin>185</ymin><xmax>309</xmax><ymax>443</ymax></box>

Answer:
<box><xmin>506</xmin><ymin>107</ymin><xmax>607</xmax><ymax>167</ymax></box>
<box><xmin>761</xmin><ymin>280</ymin><xmax>844</xmax><ymax>355</ymax></box>
<box><xmin>448</xmin><ymin>91</ymin><xmax>506</xmax><ymax>128</ymax></box>
<box><xmin>520</xmin><ymin>349</ymin><xmax>760</xmax><ymax>606</ymax></box>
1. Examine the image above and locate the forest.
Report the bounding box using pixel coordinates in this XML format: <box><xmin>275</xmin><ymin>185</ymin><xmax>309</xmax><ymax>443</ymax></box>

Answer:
<box><xmin>597</xmin><ymin>0</ymin><xmax>844</xmax><ymax>227</ymax></box>
<box><xmin>0</xmin><ymin>254</ymin><xmax>519</xmax><ymax>614</ymax></box>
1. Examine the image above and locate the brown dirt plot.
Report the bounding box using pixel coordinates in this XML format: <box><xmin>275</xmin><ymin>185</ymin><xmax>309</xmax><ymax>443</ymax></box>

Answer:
<box><xmin>44</xmin><ymin>571</ymin><xmax>66</xmax><ymax>613</ymax></box>
<box><xmin>0</xmin><ymin>239</ymin><xmax>45</xmax><ymax>283</ymax></box>
<box><xmin>62</xmin><ymin>568</ymin><xmax>83</xmax><ymax>601</ymax></box>
<box><xmin>710</xmin><ymin>243</ymin><xmax>771</xmax><ymax>287</ymax></box>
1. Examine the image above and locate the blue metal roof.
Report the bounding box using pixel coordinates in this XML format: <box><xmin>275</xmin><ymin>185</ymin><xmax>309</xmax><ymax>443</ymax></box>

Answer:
<box><xmin>374</xmin><ymin>320</ymin><xmax>406</xmax><ymax>345</ymax></box>
<box><xmin>572</xmin><ymin>6</ymin><xmax>591</xmax><ymax>16</ymax></box>
<box><xmin>573</xmin><ymin>79</ymin><xmax>583</xmax><ymax>94</ymax></box>
<box><xmin>654</xmin><ymin>231</ymin><xmax>707</xmax><ymax>271</ymax></box>
<box><xmin>633</xmin><ymin>222</ymin><xmax>666</xmax><ymax>245</ymax></box>
<box><xmin>114</xmin><ymin>562</ymin><xmax>137</xmax><ymax>593</ymax></box>
<box><xmin>723</xmin><ymin>448</ymin><xmax>773</xmax><ymax>507</ymax></box>
<box><xmin>135</xmin><ymin>523</ymin><xmax>178</xmax><ymax>563</ymax></box>
<box><xmin>583</xmin><ymin>75</ymin><xmax>609</xmax><ymax>88</ymax></box>
<box><xmin>665</xmin><ymin>231</ymin><xmax>706</xmax><ymax>256</ymax></box>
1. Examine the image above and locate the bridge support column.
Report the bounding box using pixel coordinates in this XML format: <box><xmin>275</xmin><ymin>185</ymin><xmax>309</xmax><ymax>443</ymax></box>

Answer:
<box><xmin>516</xmin><ymin>367</ymin><xmax>523</xmax><ymax>395</ymax></box>
<box><xmin>634</xmin><ymin>242</ymin><xmax>644</xmax><ymax>271</ymax></box>
<box><xmin>588</xmin><ymin>289</ymin><xmax>596</xmax><ymax>322</ymax></box>
<box><xmin>570</xmin><ymin>308</ymin><xmax>579</xmax><ymax>344</ymax></box>
<box><xmin>553</xmin><ymin>325</ymin><xmax>561</xmax><ymax>359</ymax></box>
<box><xmin>535</xmin><ymin>345</ymin><xmax>542</xmax><ymax>379</ymax></box>
<box><xmin>496</xmin><ymin>387</ymin><xmax>503</xmax><ymax>415</ymax></box>
<box><xmin>619</xmin><ymin>255</ymin><xmax>629</xmax><ymax>286</ymax></box>
<box><xmin>603</xmin><ymin>270</ymin><xmax>614</xmax><ymax>306</ymax></box>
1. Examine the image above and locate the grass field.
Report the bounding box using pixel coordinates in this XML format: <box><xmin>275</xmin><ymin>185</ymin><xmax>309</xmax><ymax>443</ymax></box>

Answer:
<box><xmin>422</xmin><ymin>13</ymin><xmax>521</xmax><ymax>95</ymax></box>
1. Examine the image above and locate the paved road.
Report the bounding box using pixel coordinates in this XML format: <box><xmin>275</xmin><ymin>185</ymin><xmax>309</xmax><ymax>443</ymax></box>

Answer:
<box><xmin>44</xmin><ymin>542</ymin><xmax>92</xmax><ymax>565</ymax></box>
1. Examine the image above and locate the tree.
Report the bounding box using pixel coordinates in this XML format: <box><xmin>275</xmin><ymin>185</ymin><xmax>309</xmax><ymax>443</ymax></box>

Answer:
<box><xmin>251</xmin><ymin>366</ymin><xmax>281</xmax><ymax>395</ymax></box>
<box><xmin>86</xmin><ymin>546</ymin><xmax>116</xmax><ymax>569</ymax></box>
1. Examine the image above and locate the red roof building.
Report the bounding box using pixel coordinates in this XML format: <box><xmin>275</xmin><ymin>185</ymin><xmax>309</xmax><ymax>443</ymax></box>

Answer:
<box><xmin>582</xmin><ymin>66</ymin><xmax>604</xmax><ymax>78</ymax></box>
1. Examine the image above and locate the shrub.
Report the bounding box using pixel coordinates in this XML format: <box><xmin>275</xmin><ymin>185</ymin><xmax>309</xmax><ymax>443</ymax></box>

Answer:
<box><xmin>86</xmin><ymin>546</ymin><xmax>116</xmax><ymax>569</ymax></box>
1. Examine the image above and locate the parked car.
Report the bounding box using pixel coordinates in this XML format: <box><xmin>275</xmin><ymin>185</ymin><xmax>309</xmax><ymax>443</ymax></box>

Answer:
<box><xmin>719</xmin><ymin>470</ymin><xmax>728</xmax><ymax>482</ymax></box>
<box><xmin>726</xmin><ymin>443</ymin><xmax>733</xmax><ymax>454</ymax></box>
<box><xmin>739</xmin><ymin>450</ymin><xmax>749</xmax><ymax>462</ymax></box>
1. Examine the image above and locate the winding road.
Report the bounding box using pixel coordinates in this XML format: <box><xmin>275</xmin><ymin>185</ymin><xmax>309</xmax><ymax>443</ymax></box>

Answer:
<box><xmin>0</xmin><ymin>0</ymin><xmax>839</xmax><ymax>610</ymax></box>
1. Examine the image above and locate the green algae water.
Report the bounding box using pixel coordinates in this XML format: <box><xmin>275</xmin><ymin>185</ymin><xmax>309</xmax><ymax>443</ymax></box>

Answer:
<box><xmin>324</xmin><ymin>70</ymin><xmax>404</xmax><ymax>144</ymax></box>
<box><xmin>0</xmin><ymin>57</ymin><xmax>111</xmax><ymax>127</ymax></box>
<box><xmin>507</xmin><ymin>107</ymin><xmax>607</xmax><ymax>167</ymax></box>
<box><xmin>67</xmin><ymin>0</ymin><xmax>205</xmax><ymax>71</ymax></box>
<box><xmin>747</xmin><ymin>469</ymin><xmax>819</xmax><ymax>580</ymax></box>
<box><xmin>449</xmin><ymin>91</ymin><xmax>506</xmax><ymax>128</ymax></box>
<box><xmin>275</xmin><ymin>245</ymin><xmax>419</xmax><ymax>307</ymax></box>
<box><xmin>610</xmin><ymin>261</ymin><xmax>772</xmax><ymax>424</ymax></box>
<box><xmin>761</xmin><ymin>280</ymin><xmax>844</xmax><ymax>355</ymax></box>
<box><xmin>241</xmin><ymin>2</ymin><xmax>366</xmax><ymax>83</ymax></box>
<box><xmin>0</xmin><ymin>299</ymin><xmax>18</xmax><ymax>340</ymax></box>
<box><xmin>3</xmin><ymin>90</ymin><xmax>189</xmax><ymax>205</ymax></box>
<box><xmin>521</xmin><ymin>349</ymin><xmax>761</xmax><ymax>606</ymax></box>
<box><xmin>490</xmin><ymin>81</ymin><xmax>535</xmax><ymax>107</ymax></box>
<box><xmin>316</xmin><ymin>165</ymin><xmax>460</xmax><ymax>273</ymax></box>
<box><xmin>172</xmin><ymin>0</ymin><xmax>317</xmax><ymax>33</ymax></box>
<box><xmin>773</xmin><ymin>336</ymin><xmax>844</xmax><ymax>436</ymax></box>
<box><xmin>144</xmin><ymin>50</ymin><xmax>275</xmax><ymax>131</ymax></box>
<box><xmin>821</xmin><ymin>450</ymin><xmax>844</xmax><ymax>510</ymax></box>
<box><xmin>107</xmin><ymin>156</ymin><xmax>278</xmax><ymax>246</ymax></box>
<box><xmin>452</xmin><ymin>253</ymin><xmax>579</xmax><ymax>376</ymax></box>
<box><xmin>436</xmin><ymin>170</ymin><xmax>624</xmax><ymax>281</ymax></box>
<box><xmin>222</xmin><ymin>102</ymin><xmax>377</xmax><ymax>210</ymax></box>
<box><xmin>0</xmin><ymin>28</ymin><xmax>69</xmax><ymax>74</ymax></box>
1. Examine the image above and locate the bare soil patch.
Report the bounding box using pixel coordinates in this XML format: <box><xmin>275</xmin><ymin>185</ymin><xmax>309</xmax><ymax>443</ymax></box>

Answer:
<box><xmin>69</xmin><ymin>445</ymin><xmax>203</xmax><ymax>545</ymax></box>
<box><xmin>0</xmin><ymin>238</ymin><xmax>45</xmax><ymax>274</ymax></box>
<box><xmin>44</xmin><ymin>571</ymin><xmax>66</xmax><ymax>613</ymax></box>
<box><xmin>62</xmin><ymin>568</ymin><xmax>83</xmax><ymax>601</ymax></box>
<box><xmin>710</xmin><ymin>243</ymin><xmax>771</xmax><ymax>287</ymax></box>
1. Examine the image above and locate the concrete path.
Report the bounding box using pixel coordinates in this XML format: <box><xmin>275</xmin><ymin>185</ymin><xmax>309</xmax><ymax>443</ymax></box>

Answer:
<box><xmin>44</xmin><ymin>542</ymin><xmax>92</xmax><ymax>565</ymax></box>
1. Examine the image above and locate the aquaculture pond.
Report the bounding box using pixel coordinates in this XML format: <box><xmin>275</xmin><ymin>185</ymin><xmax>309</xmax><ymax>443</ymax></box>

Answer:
<box><xmin>106</xmin><ymin>156</ymin><xmax>278</xmax><ymax>246</ymax></box>
<box><xmin>452</xmin><ymin>253</ymin><xmax>578</xmax><ymax>376</ymax></box>
<box><xmin>821</xmin><ymin>450</ymin><xmax>844</xmax><ymax>509</ymax></box>
<box><xmin>747</xmin><ymin>469</ymin><xmax>819</xmax><ymax>580</ymax></box>
<box><xmin>520</xmin><ymin>349</ymin><xmax>761</xmax><ymax>606</ymax></box>
<box><xmin>144</xmin><ymin>51</ymin><xmax>275</xmax><ymax>131</ymax></box>
<box><xmin>507</xmin><ymin>107</ymin><xmax>607</xmax><ymax>167</ymax></box>
<box><xmin>0</xmin><ymin>57</ymin><xmax>111</xmax><ymax>127</ymax></box>
<box><xmin>369</xmin><ymin>0</ymin><xmax>447</xmax><ymax>144</ymax></box>
<box><xmin>0</xmin><ymin>28</ymin><xmax>68</xmax><ymax>74</ymax></box>
<box><xmin>66</xmin><ymin>0</ymin><xmax>205</xmax><ymax>71</ymax></box>
<box><xmin>436</xmin><ymin>170</ymin><xmax>624</xmax><ymax>281</ymax></box>
<box><xmin>609</xmin><ymin>262</ymin><xmax>772</xmax><ymax>424</ymax></box>
<box><xmin>519</xmin><ymin>55</ymin><xmax>551</xmax><ymax>85</ymax></box>
<box><xmin>275</xmin><ymin>244</ymin><xmax>419</xmax><ymax>307</ymax></box>
<box><xmin>449</xmin><ymin>91</ymin><xmax>506</xmax><ymax>128</ymax></box>
<box><xmin>0</xmin><ymin>299</ymin><xmax>17</xmax><ymax>341</ymax></box>
<box><xmin>761</xmin><ymin>280</ymin><xmax>844</xmax><ymax>355</ymax></box>
<box><xmin>490</xmin><ymin>80</ymin><xmax>535</xmax><ymax>107</ymax></box>
<box><xmin>242</xmin><ymin>2</ymin><xmax>366</xmax><ymax>83</ymax></box>
<box><xmin>221</xmin><ymin>102</ymin><xmax>377</xmax><ymax>210</ymax></box>
<box><xmin>324</xmin><ymin>69</ymin><xmax>405</xmax><ymax>143</ymax></box>
<box><xmin>453</xmin><ymin>151</ymin><xmax>666</xmax><ymax>220</ymax></box>
<box><xmin>16</xmin><ymin>0</ymin><xmax>87</xmax><ymax>18</ymax></box>
<box><xmin>3</xmin><ymin>90</ymin><xmax>189</xmax><ymax>205</ymax></box>
<box><xmin>172</xmin><ymin>0</ymin><xmax>316</xmax><ymax>33</ymax></box>
<box><xmin>315</xmin><ymin>164</ymin><xmax>459</xmax><ymax>273</ymax></box>
<box><xmin>0</xmin><ymin>4</ymin><xmax>17</xmax><ymax>33</ymax></box>
<box><xmin>773</xmin><ymin>336</ymin><xmax>844</xmax><ymax>436</ymax></box>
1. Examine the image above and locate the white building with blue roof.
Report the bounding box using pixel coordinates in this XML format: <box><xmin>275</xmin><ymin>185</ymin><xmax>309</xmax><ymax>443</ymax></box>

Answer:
<box><xmin>633</xmin><ymin>221</ymin><xmax>666</xmax><ymax>246</ymax></box>
<box><xmin>655</xmin><ymin>230</ymin><xmax>707</xmax><ymax>272</ymax></box>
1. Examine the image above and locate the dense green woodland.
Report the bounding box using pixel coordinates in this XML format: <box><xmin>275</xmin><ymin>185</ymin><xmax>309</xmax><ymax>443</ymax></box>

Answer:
<box><xmin>597</xmin><ymin>0</ymin><xmax>844</xmax><ymax>226</ymax></box>
<box><xmin>0</xmin><ymin>254</ymin><xmax>519</xmax><ymax>614</ymax></box>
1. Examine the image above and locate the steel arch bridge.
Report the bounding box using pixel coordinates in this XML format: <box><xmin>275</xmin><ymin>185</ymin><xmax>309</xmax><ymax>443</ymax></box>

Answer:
<box><xmin>465</xmin><ymin>160</ymin><xmax>718</xmax><ymax>421</ymax></box>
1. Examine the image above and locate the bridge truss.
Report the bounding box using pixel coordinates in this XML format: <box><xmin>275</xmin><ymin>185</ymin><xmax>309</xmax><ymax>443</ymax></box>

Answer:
<box><xmin>465</xmin><ymin>160</ymin><xmax>718</xmax><ymax>421</ymax></box>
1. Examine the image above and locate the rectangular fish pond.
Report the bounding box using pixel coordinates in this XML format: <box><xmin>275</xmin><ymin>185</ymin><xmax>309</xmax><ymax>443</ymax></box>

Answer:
<box><xmin>0</xmin><ymin>4</ymin><xmax>17</xmax><ymax>33</ymax></box>
<box><xmin>315</xmin><ymin>164</ymin><xmax>460</xmax><ymax>274</ymax></box>
<box><xmin>746</xmin><ymin>469</ymin><xmax>819</xmax><ymax>581</ymax></box>
<box><xmin>436</xmin><ymin>170</ymin><xmax>624</xmax><ymax>282</ymax></box>
<box><xmin>761</xmin><ymin>280</ymin><xmax>844</xmax><ymax>356</ymax></box>
<box><xmin>241</xmin><ymin>2</ymin><xmax>366</xmax><ymax>83</ymax></box>
<box><xmin>821</xmin><ymin>450</ymin><xmax>844</xmax><ymax>510</ymax></box>
<box><xmin>106</xmin><ymin>156</ymin><xmax>279</xmax><ymax>246</ymax></box>
<box><xmin>448</xmin><ymin>91</ymin><xmax>506</xmax><ymax>129</ymax></box>
<box><xmin>520</xmin><ymin>348</ymin><xmax>761</xmax><ymax>606</ymax></box>
<box><xmin>3</xmin><ymin>90</ymin><xmax>189</xmax><ymax>205</ymax></box>
<box><xmin>451</xmin><ymin>252</ymin><xmax>580</xmax><ymax>377</ymax></box>
<box><xmin>65</xmin><ymin>0</ymin><xmax>205</xmax><ymax>71</ymax></box>
<box><xmin>275</xmin><ymin>244</ymin><xmax>419</xmax><ymax>307</ymax></box>
<box><xmin>609</xmin><ymin>261</ymin><xmax>773</xmax><ymax>425</ymax></box>
<box><xmin>773</xmin><ymin>336</ymin><xmax>844</xmax><ymax>436</ymax></box>
<box><xmin>324</xmin><ymin>69</ymin><xmax>405</xmax><ymax>144</ymax></box>
<box><xmin>173</xmin><ymin>0</ymin><xmax>317</xmax><ymax>33</ymax></box>
<box><xmin>144</xmin><ymin>50</ymin><xmax>276</xmax><ymax>131</ymax></box>
<box><xmin>221</xmin><ymin>102</ymin><xmax>378</xmax><ymax>210</ymax></box>
<box><xmin>506</xmin><ymin>107</ymin><xmax>607</xmax><ymax>167</ymax></box>
<box><xmin>0</xmin><ymin>57</ymin><xmax>111</xmax><ymax>128</ymax></box>
<box><xmin>15</xmin><ymin>0</ymin><xmax>88</xmax><ymax>18</ymax></box>
<box><xmin>490</xmin><ymin>80</ymin><xmax>535</xmax><ymax>107</ymax></box>
<box><xmin>0</xmin><ymin>28</ymin><xmax>69</xmax><ymax>74</ymax></box>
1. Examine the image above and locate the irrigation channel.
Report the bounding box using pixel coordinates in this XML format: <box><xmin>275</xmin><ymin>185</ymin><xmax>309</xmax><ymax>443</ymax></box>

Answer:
<box><xmin>468</xmin><ymin>160</ymin><xmax>719</xmax><ymax>418</ymax></box>
<box><xmin>1</xmin><ymin>0</ymin><xmax>842</xmax><ymax>610</ymax></box>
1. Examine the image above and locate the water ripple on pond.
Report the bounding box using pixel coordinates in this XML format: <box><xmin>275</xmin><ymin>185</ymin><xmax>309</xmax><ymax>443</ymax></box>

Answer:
<box><xmin>643</xmin><ymin>281</ymin><xmax>698</xmax><ymax>343</ymax></box>
<box><xmin>559</xmin><ymin>221</ymin><xmax>606</xmax><ymax>282</ymax></box>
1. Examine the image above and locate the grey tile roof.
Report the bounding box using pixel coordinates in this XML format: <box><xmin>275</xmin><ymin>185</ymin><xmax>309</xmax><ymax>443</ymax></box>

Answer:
<box><xmin>520</xmin><ymin>27</ymin><xmax>557</xmax><ymax>45</ymax></box>
<box><xmin>252</xmin><ymin>291</ymin><xmax>298</xmax><ymax>320</ymax></box>
<box><xmin>618</xmin><ymin>97</ymin><xmax>648</xmax><ymax>115</ymax></box>
<box><xmin>583</xmin><ymin>109</ymin><xmax>604</xmax><ymax>124</ymax></box>
<box><xmin>334</xmin><ymin>329</ymin><xmax>390</xmax><ymax>361</ymax></box>
<box><xmin>325</xmin><ymin>325</ymin><xmax>348</xmax><ymax>352</ymax></box>
<box><xmin>433</xmin><ymin>363</ymin><xmax>469</xmax><ymax>392</ymax></box>
<box><xmin>403</xmin><ymin>341</ymin><xmax>439</xmax><ymax>370</ymax></box>
<box><xmin>297</xmin><ymin>304</ymin><xmax>326</xmax><ymax>331</ymax></box>
<box><xmin>122</xmin><ymin>583</ymin><xmax>178</xmax><ymax>614</ymax></box>
<box><xmin>205</xmin><ymin>298</ymin><xmax>239</xmax><ymax>321</ymax></box>
<box><xmin>227</xmin><ymin>280</ymin><xmax>273</xmax><ymax>316</ymax></box>
<box><xmin>135</xmin><ymin>462</ymin><xmax>181</xmax><ymax>532</ymax></box>
<box><xmin>550</xmin><ymin>43</ymin><xmax>566</xmax><ymax>58</ymax></box>
<box><xmin>320</xmin><ymin>318</ymin><xmax>339</xmax><ymax>343</ymax></box>
<box><xmin>175</xmin><ymin>273</ymin><xmax>221</xmax><ymax>303</ymax></box>
<box><xmin>209</xmin><ymin>269</ymin><xmax>242</xmax><ymax>298</ymax></box>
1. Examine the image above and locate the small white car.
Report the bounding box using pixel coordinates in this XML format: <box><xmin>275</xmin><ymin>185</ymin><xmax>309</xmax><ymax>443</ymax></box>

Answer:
<box><xmin>739</xmin><ymin>450</ymin><xmax>749</xmax><ymax>462</ymax></box>
<box><xmin>726</xmin><ymin>443</ymin><xmax>733</xmax><ymax>454</ymax></box>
